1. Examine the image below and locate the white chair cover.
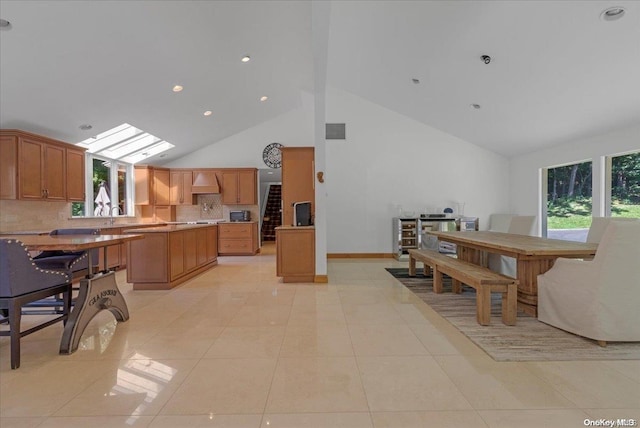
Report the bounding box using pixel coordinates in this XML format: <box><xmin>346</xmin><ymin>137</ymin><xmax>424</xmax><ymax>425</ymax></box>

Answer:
<box><xmin>538</xmin><ymin>220</ymin><xmax>640</xmax><ymax>342</ymax></box>
<box><xmin>488</xmin><ymin>214</ymin><xmax>515</xmax><ymax>232</ymax></box>
<box><xmin>587</xmin><ymin>217</ymin><xmax>639</xmax><ymax>243</ymax></box>
<box><xmin>488</xmin><ymin>215</ymin><xmax>537</xmax><ymax>277</ymax></box>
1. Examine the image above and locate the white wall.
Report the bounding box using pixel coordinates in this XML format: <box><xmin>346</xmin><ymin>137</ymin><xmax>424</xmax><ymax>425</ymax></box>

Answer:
<box><xmin>509</xmin><ymin>123</ymin><xmax>640</xmax><ymax>226</ymax></box>
<box><xmin>325</xmin><ymin>87</ymin><xmax>510</xmax><ymax>253</ymax></box>
<box><xmin>166</xmin><ymin>93</ymin><xmax>315</xmax><ymax>168</ymax></box>
<box><xmin>165</xmin><ymin>86</ymin><xmax>515</xmax><ymax>255</ymax></box>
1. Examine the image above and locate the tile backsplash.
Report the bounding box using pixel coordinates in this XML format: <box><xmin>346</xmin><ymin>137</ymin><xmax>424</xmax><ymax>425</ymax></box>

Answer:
<box><xmin>176</xmin><ymin>194</ymin><xmax>223</xmax><ymax>221</ymax></box>
<box><xmin>0</xmin><ymin>200</ymin><xmax>139</xmax><ymax>232</ymax></box>
<box><xmin>1</xmin><ymin>196</ymin><xmax>260</xmax><ymax>233</ymax></box>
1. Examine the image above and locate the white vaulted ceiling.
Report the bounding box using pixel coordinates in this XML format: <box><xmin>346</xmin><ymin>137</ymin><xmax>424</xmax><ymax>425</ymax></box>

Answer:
<box><xmin>1</xmin><ymin>1</ymin><xmax>639</xmax><ymax>163</ymax></box>
<box><xmin>0</xmin><ymin>1</ymin><xmax>314</xmax><ymax>163</ymax></box>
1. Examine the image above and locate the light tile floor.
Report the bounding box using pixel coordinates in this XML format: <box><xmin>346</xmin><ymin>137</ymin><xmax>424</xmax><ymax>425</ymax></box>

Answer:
<box><xmin>1</xmin><ymin>243</ymin><xmax>639</xmax><ymax>427</ymax></box>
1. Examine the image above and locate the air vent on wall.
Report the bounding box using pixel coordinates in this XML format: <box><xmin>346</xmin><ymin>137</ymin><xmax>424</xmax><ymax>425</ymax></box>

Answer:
<box><xmin>325</xmin><ymin>123</ymin><xmax>346</xmax><ymax>140</ymax></box>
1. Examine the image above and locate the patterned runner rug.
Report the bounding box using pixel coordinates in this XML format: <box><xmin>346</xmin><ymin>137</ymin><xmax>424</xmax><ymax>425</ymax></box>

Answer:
<box><xmin>385</xmin><ymin>268</ymin><xmax>640</xmax><ymax>361</ymax></box>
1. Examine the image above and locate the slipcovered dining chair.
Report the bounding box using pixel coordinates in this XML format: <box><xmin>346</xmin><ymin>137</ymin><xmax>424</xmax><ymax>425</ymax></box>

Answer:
<box><xmin>488</xmin><ymin>215</ymin><xmax>537</xmax><ymax>277</ymax></box>
<box><xmin>586</xmin><ymin>217</ymin><xmax>639</xmax><ymax>243</ymax></box>
<box><xmin>0</xmin><ymin>239</ymin><xmax>72</xmax><ymax>369</ymax></box>
<box><xmin>488</xmin><ymin>213</ymin><xmax>516</xmax><ymax>233</ymax></box>
<box><xmin>537</xmin><ymin>220</ymin><xmax>640</xmax><ymax>345</ymax></box>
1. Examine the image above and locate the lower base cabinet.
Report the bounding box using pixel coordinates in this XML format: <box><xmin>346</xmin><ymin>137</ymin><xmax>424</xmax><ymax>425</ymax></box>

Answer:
<box><xmin>218</xmin><ymin>222</ymin><xmax>259</xmax><ymax>255</ymax></box>
<box><xmin>276</xmin><ymin>226</ymin><xmax>315</xmax><ymax>283</ymax></box>
<box><xmin>126</xmin><ymin>224</ymin><xmax>218</xmax><ymax>290</ymax></box>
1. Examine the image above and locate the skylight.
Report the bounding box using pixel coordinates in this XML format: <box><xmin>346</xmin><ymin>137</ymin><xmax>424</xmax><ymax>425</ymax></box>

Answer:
<box><xmin>77</xmin><ymin>123</ymin><xmax>174</xmax><ymax>164</ymax></box>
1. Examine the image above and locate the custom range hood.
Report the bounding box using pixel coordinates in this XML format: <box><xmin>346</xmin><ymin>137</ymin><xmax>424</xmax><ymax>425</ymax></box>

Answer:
<box><xmin>191</xmin><ymin>170</ymin><xmax>220</xmax><ymax>194</ymax></box>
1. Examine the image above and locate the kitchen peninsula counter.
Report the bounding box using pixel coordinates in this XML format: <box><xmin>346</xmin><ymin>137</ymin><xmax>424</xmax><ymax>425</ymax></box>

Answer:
<box><xmin>126</xmin><ymin>223</ymin><xmax>218</xmax><ymax>290</ymax></box>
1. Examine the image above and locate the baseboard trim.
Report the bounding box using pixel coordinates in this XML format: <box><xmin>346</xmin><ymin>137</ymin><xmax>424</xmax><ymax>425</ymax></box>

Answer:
<box><xmin>314</xmin><ymin>275</ymin><xmax>329</xmax><ymax>283</ymax></box>
<box><xmin>327</xmin><ymin>253</ymin><xmax>394</xmax><ymax>259</ymax></box>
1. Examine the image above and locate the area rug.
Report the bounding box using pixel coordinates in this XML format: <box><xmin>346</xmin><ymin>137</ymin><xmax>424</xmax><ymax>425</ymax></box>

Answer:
<box><xmin>386</xmin><ymin>268</ymin><xmax>640</xmax><ymax>361</ymax></box>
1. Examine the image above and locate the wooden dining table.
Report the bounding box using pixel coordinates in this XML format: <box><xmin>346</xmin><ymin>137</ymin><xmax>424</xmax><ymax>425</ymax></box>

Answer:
<box><xmin>427</xmin><ymin>231</ymin><xmax>597</xmax><ymax>316</ymax></box>
<box><xmin>2</xmin><ymin>234</ymin><xmax>143</xmax><ymax>354</ymax></box>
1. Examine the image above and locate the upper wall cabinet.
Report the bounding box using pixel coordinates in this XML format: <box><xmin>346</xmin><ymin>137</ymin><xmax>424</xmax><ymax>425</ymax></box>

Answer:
<box><xmin>0</xmin><ymin>129</ymin><xmax>86</xmax><ymax>202</ymax></box>
<box><xmin>134</xmin><ymin>165</ymin><xmax>171</xmax><ymax>205</ymax></box>
<box><xmin>66</xmin><ymin>147</ymin><xmax>86</xmax><ymax>202</ymax></box>
<box><xmin>170</xmin><ymin>170</ymin><xmax>193</xmax><ymax>205</ymax></box>
<box><xmin>221</xmin><ymin>168</ymin><xmax>257</xmax><ymax>205</ymax></box>
<box><xmin>0</xmin><ymin>134</ymin><xmax>17</xmax><ymax>199</ymax></box>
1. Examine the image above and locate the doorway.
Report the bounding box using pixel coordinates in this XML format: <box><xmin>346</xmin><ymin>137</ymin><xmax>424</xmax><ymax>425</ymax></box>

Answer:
<box><xmin>258</xmin><ymin>169</ymin><xmax>282</xmax><ymax>243</ymax></box>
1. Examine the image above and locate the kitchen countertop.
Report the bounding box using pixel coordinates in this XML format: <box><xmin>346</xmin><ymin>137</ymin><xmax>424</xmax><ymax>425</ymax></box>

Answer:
<box><xmin>124</xmin><ymin>223</ymin><xmax>218</xmax><ymax>233</ymax></box>
<box><xmin>0</xmin><ymin>222</ymin><xmax>166</xmax><ymax>236</ymax></box>
<box><xmin>164</xmin><ymin>219</ymin><xmax>224</xmax><ymax>225</ymax></box>
<box><xmin>0</xmin><ymin>230</ymin><xmax>51</xmax><ymax>236</ymax></box>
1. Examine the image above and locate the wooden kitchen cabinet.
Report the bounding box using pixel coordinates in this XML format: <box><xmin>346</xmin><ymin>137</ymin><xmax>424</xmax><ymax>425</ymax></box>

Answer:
<box><xmin>170</xmin><ymin>170</ymin><xmax>193</xmax><ymax>205</ymax></box>
<box><xmin>127</xmin><ymin>224</ymin><xmax>219</xmax><ymax>290</ymax></box>
<box><xmin>221</xmin><ymin>169</ymin><xmax>257</xmax><ymax>205</ymax></box>
<box><xmin>206</xmin><ymin>225</ymin><xmax>218</xmax><ymax>263</ymax></box>
<box><xmin>154</xmin><ymin>169</ymin><xmax>170</xmax><ymax>205</ymax></box>
<box><xmin>169</xmin><ymin>231</ymin><xmax>185</xmax><ymax>280</ymax></box>
<box><xmin>276</xmin><ymin>226</ymin><xmax>315</xmax><ymax>282</ymax></box>
<box><xmin>0</xmin><ymin>130</ymin><xmax>86</xmax><ymax>202</ymax></box>
<box><xmin>20</xmin><ymin>137</ymin><xmax>66</xmax><ymax>201</ymax></box>
<box><xmin>139</xmin><ymin>205</ymin><xmax>176</xmax><ymax>222</ymax></box>
<box><xmin>0</xmin><ymin>134</ymin><xmax>17</xmax><ymax>199</ymax></box>
<box><xmin>98</xmin><ymin>227</ymin><xmax>122</xmax><ymax>271</ymax></box>
<box><xmin>281</xmin><ymin>147</ymin><xmax>314</xmax><ymax>226</ymax></box>
<box><xmin>66</xmin><ymin>147</ymin><xmax>85</xmax><ymax>201</ymax></box>
<box><xmin>184</xmin><ymin>229</ymin><xmax>198</xmax><ymax>272</ymax></box>
<box><xmin>218</xmin><ymin>222</ymin><xmax>259</xmax><ymax>255</ymax></box>
<box><xmin>118</xmin><ymin>223</ymin><xmax>163</xmax><ymax>268</ymax></box>
<box><xmin>135</xmin><ymin>165</ymin><xmax>171</xmax><ymax>205</ymax></box>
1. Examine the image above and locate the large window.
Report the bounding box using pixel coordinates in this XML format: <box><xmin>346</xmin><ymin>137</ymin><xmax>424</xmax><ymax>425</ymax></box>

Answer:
<box><xmin>71</xmin><ymin>155</ymin><xmax>133</xmax><ymax>218</ymax></box>
<box><xmin>544</xmin><ymin>160</ymin><xmax>593</xmax><ymax>241</ymax></box>
<box><xmin>541</xmin><ymin>151</ymin><xmax>639</xmax><ymax>241</ymax></box>
<box><xmin>608</xmin><ymin>151</ymin><xmax>640</xmax><ymax>218</ymax></box>
<box><xmin>71</xmin><ymin>122</ymin><xmax>173</xmax><ymax>218</ymax></box>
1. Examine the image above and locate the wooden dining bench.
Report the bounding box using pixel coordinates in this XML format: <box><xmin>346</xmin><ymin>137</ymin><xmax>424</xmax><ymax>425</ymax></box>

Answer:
<box><xmin>408</xmin><ymin>249</ymin><xmax>518</xmax><ymax>326</ymax></box>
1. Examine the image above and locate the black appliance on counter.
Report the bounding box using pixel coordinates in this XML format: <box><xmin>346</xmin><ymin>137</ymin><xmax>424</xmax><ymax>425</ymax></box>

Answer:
<box><xmin>293</xmin><ymin>201</ymin><xmax>312</xmax><ymax>226</ymax></box>
<box><xmin>230</xmin><ymin>210</ymin><xmax>251</xmax><ymax>222</ymax></box>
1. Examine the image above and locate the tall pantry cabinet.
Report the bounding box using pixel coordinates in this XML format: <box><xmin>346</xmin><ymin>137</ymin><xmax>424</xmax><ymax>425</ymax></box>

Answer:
<box><xmin>280</xmin><ymin>147</ymin><xmax>315</xmax><ymax>226</ymax></box>
<box><xmin>276</xmin><ymin>146</ymin><xmax>316</xmax><ymax>282</ymax></box>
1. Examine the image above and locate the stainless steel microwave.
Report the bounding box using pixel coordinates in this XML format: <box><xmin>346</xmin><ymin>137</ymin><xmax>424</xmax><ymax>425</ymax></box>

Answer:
<box><xmin>230</xmin><ymin>210</ymin><xmax>250</xmax><ymax>222</ymax></box>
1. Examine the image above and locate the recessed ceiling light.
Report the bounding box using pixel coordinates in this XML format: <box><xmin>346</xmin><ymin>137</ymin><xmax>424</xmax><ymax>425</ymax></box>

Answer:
<box><xmin>79</xmin><ymin>124</ymin><xmax>93</xmax><ymax>130</ymax></box>
<box><xmin>241</xmin><ymin>55</ymin><xmax>251</xmax><ymax>63</ymax></box>
<box><xmin>203</xmin><ymin>110</ymin><xmax>212</xmax><ymax>116</ymax></box>
<box><xmin>0</xmin><ymin>19</ymin><xmax>12</xmax><ymax>30</ymax></box>
<box><xmin>471</xmin><ymin>104</ymin><xmax>481</xmax><ymax>109</ymax></box>
<box><xmin>172</xmin><ymin>85</ymin><xmax>183</xmax><ymax>92</ymax></box>
<box><xmin>601</xmin><ymin>6</ymin><xmax>626</xmax><ymax>21</ymax></box>
<box><xmin>412</xmin><ymin>78</ymin><xmax>420</xmax><ymax>84</ymax></box>
<box><xmin>260</xmin><ymin>96</ymin><xmax>268</xmax><ymax>102</ymax></box>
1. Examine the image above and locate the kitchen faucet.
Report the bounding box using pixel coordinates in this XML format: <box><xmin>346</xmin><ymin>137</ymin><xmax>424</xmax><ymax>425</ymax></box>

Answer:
<box><xmin>110</xmin><ymin>206</ymin><xmax>123</xmax><ymax>225</ymax></box>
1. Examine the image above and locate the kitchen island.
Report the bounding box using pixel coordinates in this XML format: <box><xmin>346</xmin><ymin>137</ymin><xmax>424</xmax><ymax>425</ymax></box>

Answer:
<box><xmin>125</xmin><ymin>223</ymin><xmax>218</xmax><ymax>290</ymax></box>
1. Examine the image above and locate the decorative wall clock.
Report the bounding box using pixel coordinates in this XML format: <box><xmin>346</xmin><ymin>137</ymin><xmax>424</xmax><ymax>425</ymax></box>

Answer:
<box><xmin>262</xmin><ymin>142</ymin><xmax>283</xmax><ymax>168</ymax></box>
